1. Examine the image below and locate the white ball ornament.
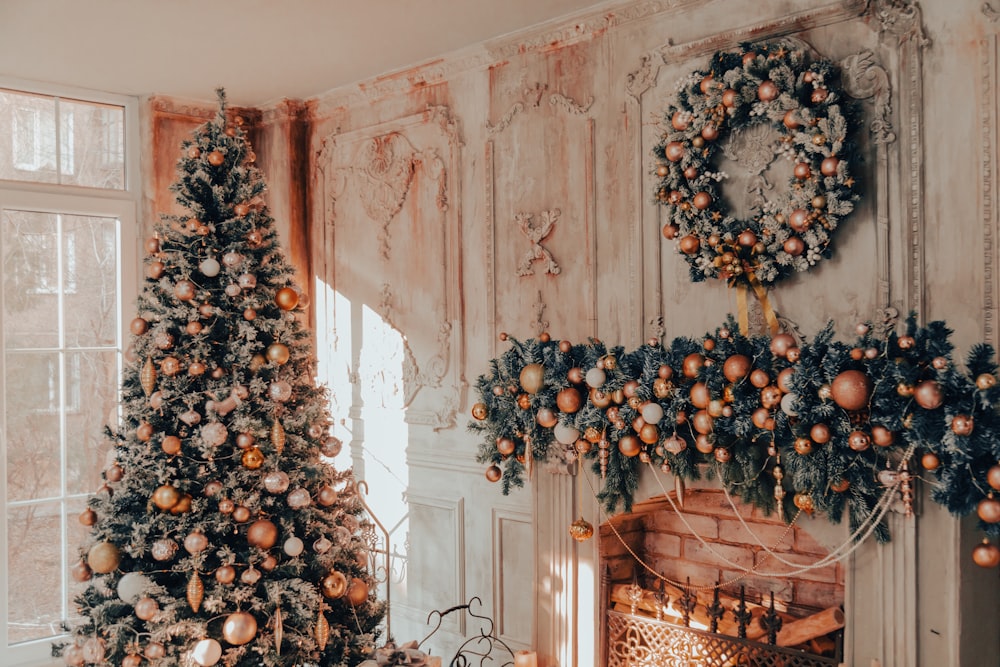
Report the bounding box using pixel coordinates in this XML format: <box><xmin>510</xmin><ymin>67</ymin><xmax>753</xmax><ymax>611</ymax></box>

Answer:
<box><xmin>283</xmin><ymin>536</ymin><xmax>304</xmax><ymax>557</ymax></box>
<box><xmin>238</xmin><ymin>273</ymin><xmax>257</xmax><ymax>290</ymax></box>
<box><xmin>117</xmin><ymin>572</ymin><xmax>151</xmax><ymax>603</ymax></box>
<box><xmin>199</xmin><ymin>257</ymin><xmax>221</xmax><ymax>277</ymax></box>
<box><xmin>225</xmin><ymin>283</ymin><xmax>242</xmax><ymax>297</ymax></box>
<box><xmin>287</xmin><ymin>487</ymin><xmax>311</xmax><ymax>509</ymax></box>
<box><xmin>780</xmin><ymin>392</ymin><xmax>799</xmax><ymax>417</ymax></box>
<box><xmin>269</xmin><ymin>380</ymin><xmax>293</xmax><ymax>402</ymax></box>
<box><xmin>641</xmin><ymin>402</ymin><xmax>664</xmax><ymax>425</ymax></box>
<box><xmin>192</xmin><ymin>638</ymin><xmax>222</xmax><ymax>666</ymax></box>
<box><xmin>553</xmin><ymin>422</ymin><xmax>581</xmax><ymax>445</ymax></box>
<box><xmin>201</xmin><ymin>421</ymin><xmax>228</xmax><ymax>447</ymax></box>
<box><xmin>585</xmin><ymin>368</ymin><xmax>607</xmax><ymax>389</ymax></box>
<box><xmin>263</xmin><ymin>471</ymin><xmax>291</xmax><ymax>494</ymax></box>
<box><xmin>222</xmin><ymin>252</ymin><xmax>243</xmax><ymax>268</ymax></box>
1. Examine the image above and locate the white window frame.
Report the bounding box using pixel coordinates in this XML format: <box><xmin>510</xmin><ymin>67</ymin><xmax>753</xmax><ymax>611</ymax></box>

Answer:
<box><xmin>0</xmin><ymin>79</ymin><xmax>140</xmax><ymax>667</ymax></box>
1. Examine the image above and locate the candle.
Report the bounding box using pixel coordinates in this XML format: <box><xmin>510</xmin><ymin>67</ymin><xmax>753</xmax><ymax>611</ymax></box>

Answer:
<box><xmin>514</xmin><ymin>650</ymin><xmax>538</xmax><ymax>667</ymax></box>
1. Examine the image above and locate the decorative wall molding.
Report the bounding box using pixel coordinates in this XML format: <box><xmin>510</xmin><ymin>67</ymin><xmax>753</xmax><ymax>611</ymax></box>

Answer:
<box><xmin>316</xmin><ymin>105</ymin><xmax>465</xmax><ymax>432</ymax></box>
<box><xmin>982</xmin><ymin>35</ymin><xmax>999</xmax><ymax>349</ymax></box>
<box><xmin>487</xmin><ymin>83</ymin><xmax>595</xmax><ymax>135</ymax></box>
<box><xmin>531</xmin><ymin>291</ymin><xmax>550</xmax><ymax>337</ymax></box>
<box><xmin>491</xmin><ymin>507</ymin><xmax>534</xmax><ymax>645</ymax></box>
<box><xmin>406</xmin><ymin>494</ymin><xmax>467</xmax><ymax>637</ymax></box>
<box><xmin>515</xmin><ymin>209</ymin><xmax>563</xmax><ymax>277</ymax></box>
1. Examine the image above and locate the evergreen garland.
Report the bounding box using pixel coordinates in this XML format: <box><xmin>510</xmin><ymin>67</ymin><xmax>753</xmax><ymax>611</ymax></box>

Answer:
<box><xmin>469</xmin><ymin>314</ymin><xmax>1000</xmax><ymax>546</ymax></box>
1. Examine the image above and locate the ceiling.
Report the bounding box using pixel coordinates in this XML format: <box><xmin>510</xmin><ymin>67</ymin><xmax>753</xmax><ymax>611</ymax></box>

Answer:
<box><xmin>0</xmin><ymin>0</ymin><xmax>611</xmax><ymax>107</ymax></box>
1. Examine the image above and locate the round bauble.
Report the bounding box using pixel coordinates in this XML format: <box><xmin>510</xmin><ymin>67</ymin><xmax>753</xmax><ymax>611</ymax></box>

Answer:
<box><xmin>152</xmin><ymin>484</ymin><xmax>180</xmax><ymax>511</ymax></box>
<box><xmin>746</xmin><ymin>369</ymin><xmax>768</xmax><ymax>389</ymax></box>
<box><xmin>520</xmin><ymin>363</ymin><xmax>545</xmax><ymax>394</ymax></box>
<box><xmin>693</xmin><ymin>191</ymin><xmax>712</xmax><ymax>210</ymax></box>
<box><xmin>147</xmin><ymin>260</ymin><xmax>165</xmax><ymax>279</ymax></box>
<box><xmin>322</xmin><ymin>436</ymin><xmax>343</xmax><ymax>457</ymax></box>
<box><xmin>952</xmin><ymin>414</ymin><xmax>974</xmax><ymax>436</ymax></box>
<box><xmin>174</xmin><ymin>279</ymin><xmax>196</xmax><ymax>301</ymax></box>
<box><xmin>247</xmin><ymin>519</ymin><xmax>279</xmax><ymax>549</ymax></box>
<box><xmin>820</xmin><ymin>156</ymin><xmax>840</xmax><ymax>176</ymax></box>
<box><xmin>769</xmin><ymin>334</ymin><xmax>796</xmax><ymax>359</ymax></box>
<box><xmin>347</xmin><ymin>577</ymin><xmax>370</xmax><ymax>605</ymax></box>
<box><xmin>79</xmin><ymin>508</ymin><xmax>97</xmax><ymax>526</ymax></box>
<box><xmin>267</xmin><ymin>342</ymin><xmax>290</xmax><ymax>365</ymax></box>
<box><xmin>485</xmin><ymin>465</ymin><xmax>502</xmax><ymax>482</ymax></box>
<box><xmin>554</xmin><ymin>422</ymin><xmax>581</xmax><ymax>445</ymax></box>
<box><xmin>789</xmin><ymin>208</ymin><xmax>810</xmax><ymax>232</ymax></box>
<box><xmin>830</xmin><ymin>478</ymin><xmax>851</xmax><ymax>493</ymax></box>
<box><xmin>618</xmin><ymin>434</ymin><xmax>642</xmax><ymax>457</ymax></box>
<box><xmin>192</xmin><ymin>638</ymin><xmax>223</xmax><ymax>666</ymax></box>
<box><xmin>64</xmin><ymin>645</ymin><xmax>84</xmax><ymax>667</ymax></box>
<box><xmin>871</xmin><ymin>425</ymin><xmax>895</xmax><ymax>447</ymax></box>
<box><xmin>783</xmin><ymin>237</ymin><xmax>805</xmax><ymax>256</ymax></box>
<box><xmin>223</xmin><ymin>611</ymin><xmax>258</xmax><ymax>645</ymax></box>
<box><xmin>665</xmin><ymin>141</ymin><xmax>685</xmax><ymax>162</ymax></box>
<box><xmin>780</xmin><ymin>392</ymin><xmax>799</xmax><ymax>417</ymax></box>
<box><xmin>810</xmin><ymin>423</ymin><xmax>831</xmax><ymax>444</ymax></box>
<box><xmin>160</xmin><ymin>356</ymin><xmax>181</xmax><ymax>376</ymax></box>
<box><xmin>170</xmin><ymin>493</ymin><xmax>192</xmax><ymax>514</ymax></box>
<box><xmin>757</xmin><ymin>79</ymin><xmax>778</xmax><ymax>101</ymax></box>
<box><xmin>184</xmin><ymin>531</ymin><xmax>209</xmax><ymax>554</ymax></box>
<box><xmin>232</xmin><ymin>505</ymin><xmax>251</xmax><ymax>523</ymax></box>
<box><xmin>275</xmin><ymin>287</ymin><xmax>299</xmax><ymax>310</ymax></box>
<box><xmin>134</xmin><ymin>596</ymin><xmax>159</xmax><ymax>621</ymax></box>
<box><xmin>144</xmin><ymin>642</ymin><xmax>166</xmax><ymax>660</ymax></box>
<box><xmin>794</xmin><ymin>437</ymin><xmax>813</xmax><ymax>455</ymax></box>
<box><xmin>263</xmin><ymin>471</ymin><xmax>290</xmax><ymax>494</ymax></box>
<box><xmin>641</xmin><ymin>402</ymin><xmax>664</xmax><ymax>425</ymax></box>
<box><xmin>287</xmin><ymin>487</ymin><xmax>311</xmax><ymax>509</ymax></box>
<box><xmin>973</xmin><ymin>540</ymin><xmax>1000</xmax><ymax>568</ymax></box>
<box><xmin>986</xmin><ymin>464</ymin><xmax>1000</xmax><ymax>491</ymax></box>
<box><xmin>322</xmin><ymin>570</ymin><xmax>349</xmax><ymax>599</ymax></box>
<box><xmin>206</xmin><ymin>150</ymin><xmax>225</xmax><ymax>166</ymax></box>
<box><xmin>848</xmin><ymin>430</ymin><xmax>871</xmax><ymax>452</ymax></box>
<box><xmin>201</xmin><ymin>421</ymin><xmax>228</xmax><ymax>447</ymax></box>
<box><xmin>777</xmin><ymin>367</ymin><xmax>795</xmax><ymax>393</ymax></box>
<box><xmin>282</xmin><ymin>536</ymin><xmax>305</xmax><ymax>557</ymax></box>
<box><xmin>683</xmin><ymin>353</ymin><xmax>705</xmax><ymax>379</ymax></box>
<box><xmin>116</xmin><ymin>572</ymin><xmax>150</xmax><ymax>603</ymax></box>
<box><xmin>536</xmin><ymin>407</ymin><xmax>558</xmax><ymax>428</ymax></box>
<box><xmin>760</xmin><ymin>386</ymin><xmax>782</xmax><ymax>410</ymax></box>
<box><xmin>914</xmin><ymin>380</ymin><xmax>943</xmax><ymax>410</ymax></box>
<box><xmin>679</xmin><ymin>235</ymin><xmax>700</xmax><ymax>254</ymax></box>
<box><xmin>269</xmin><ymin>380</ymin><xmax>293</xmax><ymax>402</ymax></box>
<box><xmin>723</xmin><ymin>354</ymin><xmax>751</xmax><ymax>383</ymax></box>
<box><xmin>585</xmin><ymin>367</ymin><xmax>607</xmax><ymax>389</ymax></box>
<box><xmin>123</xmin><ymin>654</ymin><xmax>142</xmax><ymax>667</ymax></box>
<box><xmin>496</xmin><ymin>437</ymin><xmax>516</xmax><ymax>456</ymax></box>
<box><xmin>130</xmin><ymin>317</ymin><xmax>149</xmax><ymax>336</ymax></box>
<box><xmin>921</xmin><ymin>451</ymin><xmax>941</xmax><ymax>471</ymax></box>
<box><xmin>831</xmin><ymin>370</ymin><xmax>871</xmax><ymax>411</ymax></box>
<box><xmin>979</xmin><ymin>495</ymin><xmax>1000</xmax><ymax>524</ymax></box>
<box><xmin>241</xmin><ymin>446</ymin><xmax>265</xmax><ymax>470</ymax></box>
<box><xmin>639</xmin><ymin>423</ymin><xmax>659</xmax><ymax>445</ymax></box>
<box><xmin>215</xmin><ymin>565</ymin><xmax>236</xmax><ymax>584</ymax></box>
<box><xmin>199</xmin><ymin>257</ymin><xmax>221</xmax><ymax>277</ymax></box>
<box><xmin>692</xmin><ymin>409</ymin><xmax>714</xmax><ymax>435</ymax></box>
<box><xmin>87</xmin><ymin>541</ymin><xmax>120</xmax><ymax>574</ymax></box>
<box><xmin>151</xmin><ymin>538</ymin><xmax>177</xmax><ymax>561</ymax></box>
<box><xmin>107</xmin><ymin>464</ymin><xmax>123</xmax><ymax>483</ymax></box>
<box><xmin>317</xmin><ymin>485</ymin><xmax>338</xmax><ymax>506</ymax></box>
<box><xmin>70</xmin><ymin>559</ymin><xmax>92</xmax><ymax>582</ymax></box>
<box><xmin>82</xmin><ymin>638</ymin><xmax>106</xmax><ymax>663</ymax></box>
<box><xmin>238</xmin><ymin>273</ymin><xmax>257</xmax><ymax>290</ymax></box>
<box><xmin>218</xmin><ymin>498</ymin><xmax>235</xmax><ymax>514</ymax></box>
<box><xmin>556</xmin><ymin>387</ymin><xmax>582</xmax><ymax>413</ymax></box>
<box><xmin>136</xmin><ymin>422</ymin><xmax>154</xmax><ymax>441</ymax></box>
<box><xmin>690</xmin><ymin>382</ymin><xmax>710</xmax><ymax>409</ymax></box>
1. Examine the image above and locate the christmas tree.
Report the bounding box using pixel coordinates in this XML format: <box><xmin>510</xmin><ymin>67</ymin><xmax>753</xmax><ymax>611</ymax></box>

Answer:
<box><xmin>59</xmin><ymin>90</ymin><xmax>384</xmax><ymax>667</ymax></box>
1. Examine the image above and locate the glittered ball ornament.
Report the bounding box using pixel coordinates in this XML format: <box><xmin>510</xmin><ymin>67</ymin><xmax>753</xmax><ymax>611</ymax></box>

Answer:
<box><xmin>269</xmin><ymin>380</ymin><xmax>293</xmax><ymax>402</ymax></box>
<box><xmin>757</xmin><ymin>79</ymin><xmax>778</xmax><ymax>101</ymax></box>
<box><xmin>723</xmin><ymin>355</ymin><xmax>751</xmax><ymax>383</ymax></box>
<box><xmin>87</xmin><ymin>541</ymin><xmax>120</xmax><ymax>573</ymax></box>
<box><xmin>151</xmin><ymin>539</ymin><xmax>178</xmax><ymax>561</ymax></box>
<box><xmin>569</xmin><ymin>517</ymin><xmax>595</xmax><ymax>542</ymax></box>
<box><xmin>247</xmin><ymin>519</ymin><xmax>279</xmax><ymax>549</ymax></box>
<box><xmin>275</xmin><ymin>287</ymin><xmax>299</xmax><ymax>310</ymax></box>
<box><xmin>321</xmin><ymin>436</ymin><xmax>343</xmax><ymax>458</ymax></box>
<box><xmin>241</xmin><ymin>447</ymin><xmax>265</xmax><ymax>470</ymax></box>
<box><xmin>831</xmin><ymin>370</ymin><xmax>872</xmax><ymax>411</ymax></box>
<box><xmin>222</xmin><ymin>611</ymin><xmax>258</xmax><ymax>645</ymax></box>
<box><xmin>520</xmin><ymin>363</ymin><xmax>545</xmax><ymax>394</ymax></box>
<box><xmin>287</xmin><ymin>487</ymin><xmax>311</xmax><ymax>509</ymax></box>
<box><xmin>683</xmin><ymin>353</ymin><xmax>705</xmax><ymax>379</ymax></box>
<box><xmin>174</xmin><ymin>279</ymin><xmax>196</xmax><ymax>301</ymax></box>
<box><xmin>134</xmin><ymin>596</ymin><xmax>159</xmax><ymax>621</ymax></box>
<box><xmin>184</xmin><ymin>531</ymin><xmax>209</xmax><ymax>555</ymax></box>
<box><xmin>201</xmin><ymin>421</ymin><xmax>228</xmax><ymax>447</ymax></box>
<box><xmin>192</xmin><ymin>638</ymin><xmax>223</xmax><ymax>667</ymax></box>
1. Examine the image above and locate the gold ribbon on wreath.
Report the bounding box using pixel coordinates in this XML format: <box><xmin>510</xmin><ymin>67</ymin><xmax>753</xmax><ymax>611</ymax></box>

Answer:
<box><xmin>735</xmin><ymin>272</ymin><xmax>779</xmax><ymax>337</ymax></box>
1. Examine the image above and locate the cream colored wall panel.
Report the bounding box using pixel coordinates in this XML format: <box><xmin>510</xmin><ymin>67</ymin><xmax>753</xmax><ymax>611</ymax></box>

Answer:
<box><xmin>492</xmin><ymin>508</ymin><xmax>534</xmax><ymax>646</ymax></box>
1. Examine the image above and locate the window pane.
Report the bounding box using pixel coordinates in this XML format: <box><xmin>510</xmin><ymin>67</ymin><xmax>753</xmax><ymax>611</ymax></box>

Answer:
<box><xmin>2</xmin><ymin>209</ymin><xmax>60</xmax><ymax>349</ymax></box>
<box><xmin>7</xmin><ymin>501</ymin><xmax>65</xmax><ymax>644</ymax></box>
<box><xmin>4</xmin><ymin>351</ymin><xmax>62</xmax><ymax>502</ymax></box>
<box><xmin>0</xmin><ymin>89</ymin><xmax>58</xmax><ymax>184</ymax></box>
<box><xmin>66</xmin><ymin>350</ymin><xmax>117</xmax><ymax>496</ymax></box>
<box><xmin>59</xmin><ymin>99</ymin><xmax>125</xmax><ymax>190</ymax></box>
<box><xmin>63</xmin><ymin>214</ymin><xmax>119</xmax><ymax>347</ymax></box>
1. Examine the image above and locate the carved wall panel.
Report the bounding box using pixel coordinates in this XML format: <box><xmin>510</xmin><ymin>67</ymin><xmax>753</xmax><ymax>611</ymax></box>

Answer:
<box><xmin>316</xmin><ymin>106</ymin><xmax>464</xmax><ymax>431</ymax></box>
<box><xmin>405</xmin><ymin>495</ymin><xmax>466</xmax><ymax>636</ymax></box>
<box><xmin>486</xmin><ymin>79</ymin><xmax>598</xmax><ymax>355</ymax></box>
<box><xmin>492</xmin><ymin>508</ymin><xmax>534</xmax><ymax>646</ymax></box>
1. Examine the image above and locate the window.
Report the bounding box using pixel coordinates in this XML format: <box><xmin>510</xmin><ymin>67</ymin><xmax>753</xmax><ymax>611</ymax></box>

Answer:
<box><xmin>0</xmin><ymin>81</ymin><xmax>138</xmax><ymax>667</ymax></box>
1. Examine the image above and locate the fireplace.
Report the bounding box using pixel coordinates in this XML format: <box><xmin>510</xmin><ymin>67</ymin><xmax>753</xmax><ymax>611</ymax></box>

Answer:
<box><xmin>598</xmin><ymin>487</ymin><xmax>845</xmax><ymax>664</ymax></box>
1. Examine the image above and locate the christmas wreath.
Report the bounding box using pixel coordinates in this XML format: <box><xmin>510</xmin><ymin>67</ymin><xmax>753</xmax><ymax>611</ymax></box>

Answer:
<box><xmin>654</xmin><ymin>41</ymin><xmax>859</xmax><ymax>293</ymax></box>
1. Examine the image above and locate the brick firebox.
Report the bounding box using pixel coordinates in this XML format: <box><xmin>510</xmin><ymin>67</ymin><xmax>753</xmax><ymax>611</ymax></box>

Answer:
<box><xmin>600</xmin><ymin>487</ymin><xmax>845</xmax><ymax>627</ymax></box>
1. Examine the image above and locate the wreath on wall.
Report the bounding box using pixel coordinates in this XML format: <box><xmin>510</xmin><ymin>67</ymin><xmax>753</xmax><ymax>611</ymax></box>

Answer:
<box><xmin>653</xmin><ymin>41</ymin><xmax>859</xmax><ymax>296</ymax></box>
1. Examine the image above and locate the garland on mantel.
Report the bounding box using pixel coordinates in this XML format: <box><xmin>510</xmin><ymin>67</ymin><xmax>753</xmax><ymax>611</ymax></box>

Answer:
<box><xmin>468</xmin><ymin>315</ymin><xmax>1000</xmax><ymax>564</ymax></box>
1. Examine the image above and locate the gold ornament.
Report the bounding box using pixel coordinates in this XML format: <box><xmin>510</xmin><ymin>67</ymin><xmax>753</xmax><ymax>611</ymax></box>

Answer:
<box><xmin>207</xmin><ymin>150</ymin><xmax>225</xmax><ymax>166</ymax></box>
<box><xmin>275</xmin><ymin>287</ymin><xmax>299</xmax><ymax>310</ymax></box>
<box><xmin>471</xmin><ymin>402</ymin><xmax>488</xmax><ymax>420</ymax></box>
<box><xmin>242</xmin><ymin>447</ymin><xmax>265</xmax><ymax>469</ymax></box>
<box><xmin>977</xmin><ymin>373</ymin><xmax>997</xmax><ymax>390</ymax></box>
<box><xmin>222</xmin><ymin>611</ymin><xmax>258</xmax><ymax>645</ymax></box>
<box><xmin>346</xmin><ymin>577</ymin><xmax>369</xmax><ymax>606</ymax></box>
<box><xmin>973</xmin><ymin>539</ymin><xmax>1000</xmax><ymax>568</ymax></box>
<box><xmin>140</xmin><ymin>358</ymin><xmax>156</xmax><ymax>396</ymax></box>
<box><xmin>519</xmin><ymin>363</ymin><xmax>545</xmax><ymax>394</ymax></box>
<box><xmin>485</xmin><ymin>465</ymin><xmax>502</xmax><ymax>482</ymax></box>
<box><xmin>267</xmin><ymin>343</ymin><xmax>290</xmax><ymax>365</ymax></box>
<box><xmin>569</xmin><ymin>517</ymin><xmax>594</xmax><ymax>542</ymax></box>
<box><xmin>271</xmin><ymin>421</ymin><xmax>286</xmax><ymax>455</ymax></box>
<box><xmin>793</xmin><ymin>492</ymin><xmax>815</xmax><ymax>514</ymax></box>
<box><xmin>152</xmin><ymin>484</ymin><xmax>180</xmax><ymax>511</ymax></box>
<box><xmin>273</xmin><ymin>605</ymin><xmax>283</xmax><ymax>656</ymax></box>
<box><xmin>831</xmin><ymin>370</ymin><xmax>872</xmax><ymax>411</ymax></box>
<box><xmin>187</xmin><ymin>571</ymin><xmax>204</xmax><ymax>612</ymax></box>
<box><xmin>87</xmin><ymin>541</ymin><xmax>121</xmax><ymax>574</ymax></box>
<box><xmin>315</xmin><ymin>602</ymin><xmax>330</xmax><ymax>651</ymax></box>
<box><xmin>321</xmin><ymin>571</ymin><xmax>348</xmax><ymax>598</ymax></box>
<box><xmin>247</xmin><ymin>519</ymin><xmax>279</xmax><ymax>549</ymax></box>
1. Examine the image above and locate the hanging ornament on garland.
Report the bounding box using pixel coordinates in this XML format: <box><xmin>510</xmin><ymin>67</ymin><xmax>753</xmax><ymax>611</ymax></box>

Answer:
<box><xmin>187</xmin><ymin>571</ymin><xmax>204</xmax><ymax>612</ymax></box>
